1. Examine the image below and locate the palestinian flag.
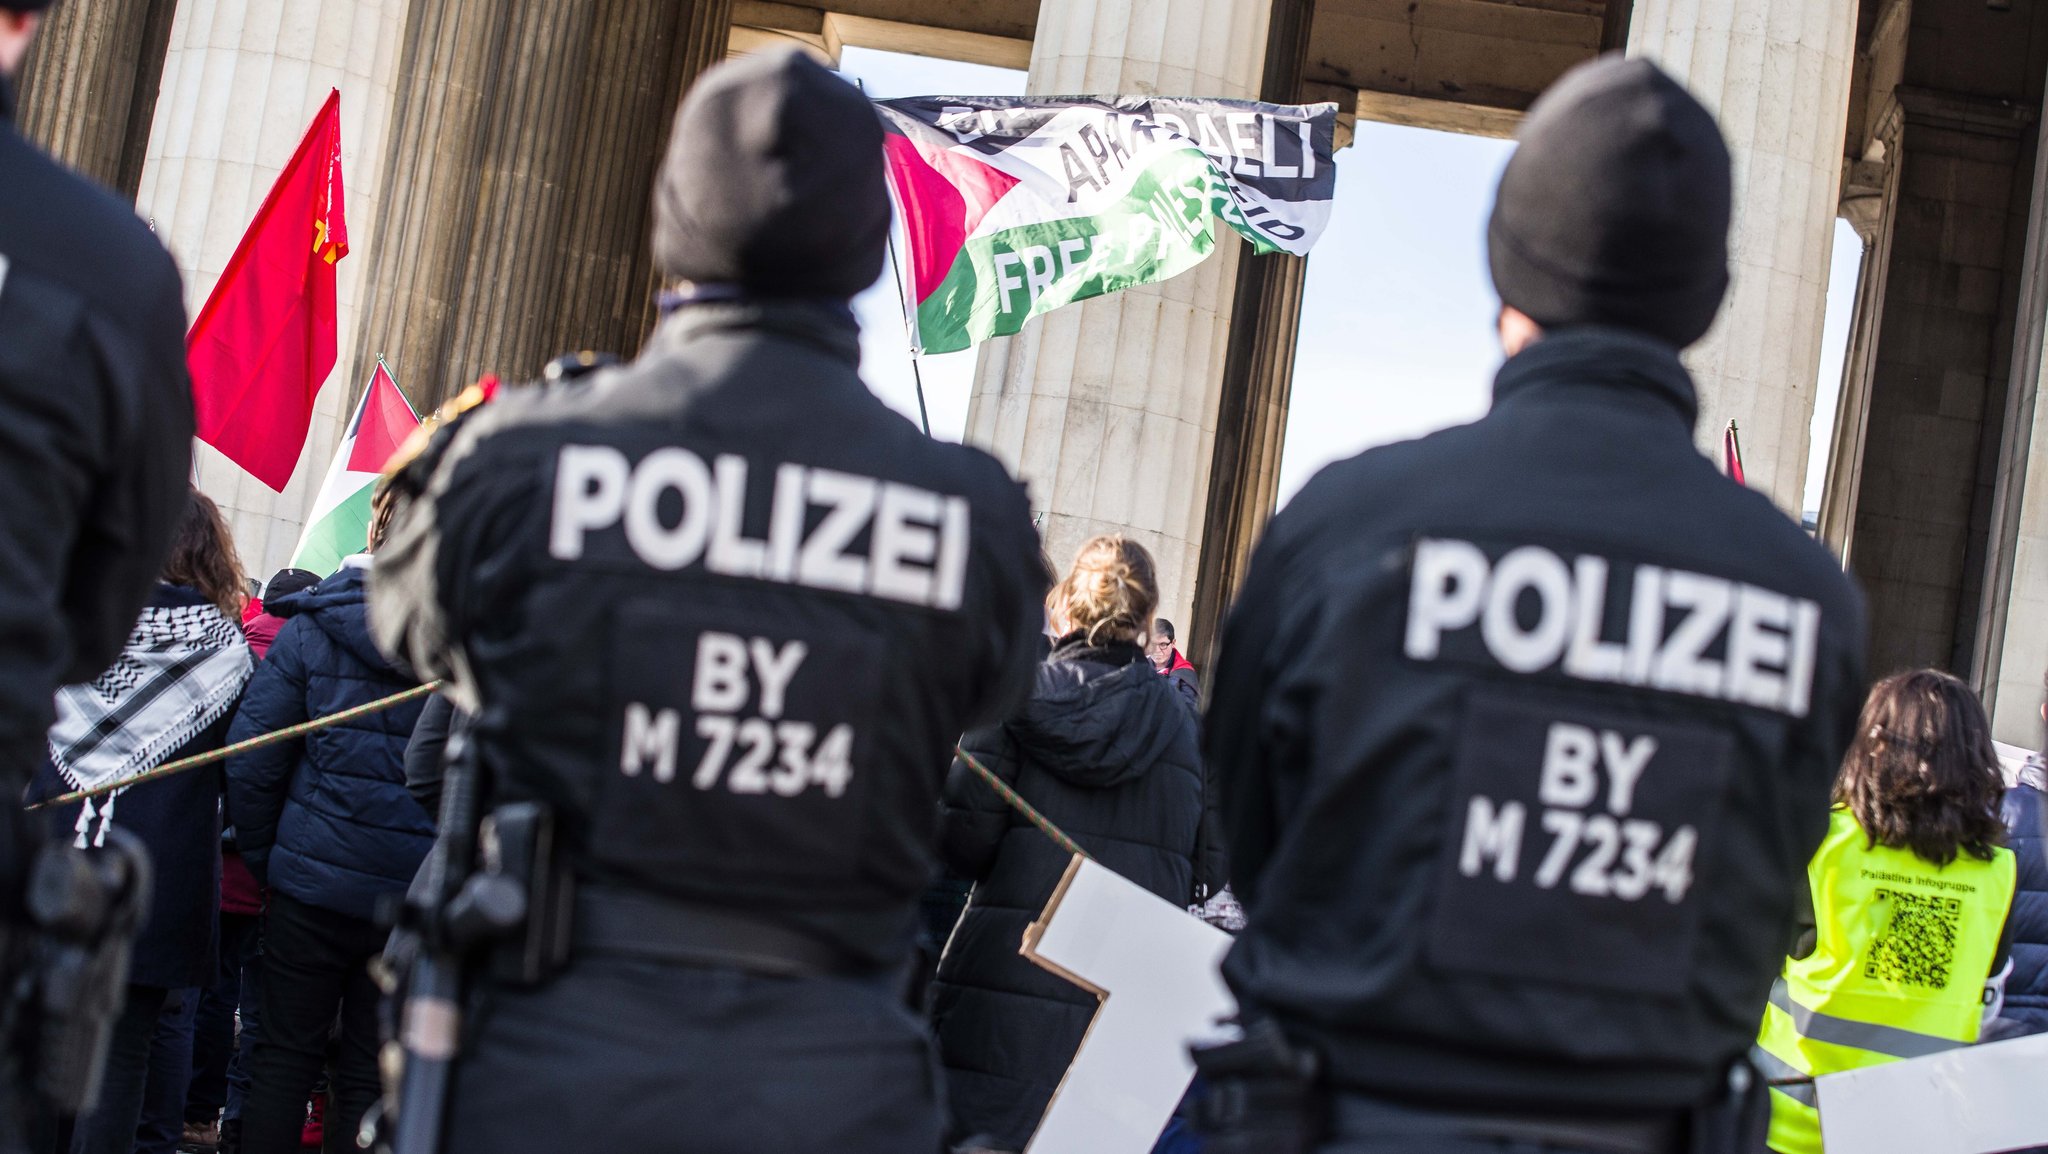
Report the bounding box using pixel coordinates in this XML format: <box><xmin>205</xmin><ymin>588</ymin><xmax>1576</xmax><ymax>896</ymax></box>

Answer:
<box><xmin>287</xmin><ymin>363</ymin><xmax>418</xmax><ymax>577</ymax></box>
<box><xmin>877</xmin><ymin>96</ymin><xmax>1339</xmax><ymax>354</ymax></box>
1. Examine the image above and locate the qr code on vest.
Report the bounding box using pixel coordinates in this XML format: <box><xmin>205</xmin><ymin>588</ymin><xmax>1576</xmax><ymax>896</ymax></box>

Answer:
<box><xmin>1862</xmin><ymin>888</ymin><xmax>1961</xmax><ymax>989</ymax></box>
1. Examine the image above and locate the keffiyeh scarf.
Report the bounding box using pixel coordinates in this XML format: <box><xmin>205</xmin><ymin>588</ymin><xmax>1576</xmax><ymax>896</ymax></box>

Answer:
<box><xmin>47</xmin><ymin>598</ymin><xmax>253</xmax><ymax>837</ymax></box>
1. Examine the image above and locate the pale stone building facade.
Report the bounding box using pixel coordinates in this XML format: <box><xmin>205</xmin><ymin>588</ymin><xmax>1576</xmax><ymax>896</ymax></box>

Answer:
<box><xmin>20</xmin><ymin>0</ymin><xmax>2048</xmax><ymax>746</ymax></box>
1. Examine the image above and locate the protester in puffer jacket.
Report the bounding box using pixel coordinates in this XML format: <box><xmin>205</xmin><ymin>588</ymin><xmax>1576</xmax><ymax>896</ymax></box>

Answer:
<box><xmin>226</xmin><ymin>556</ymin><xmax>431</xmax><ymax>913</ymax></box>
<box><xmin>928</xmin><ymin>535</ymin><xmax>1207</xmax><ymax>1153</ymax></box>
<box><xmin>224</xmin><ymin>522</ymin><xmax>432</xmax><ymax>1154</ymax></box>
<box><xmin>1994</xmin><ymin>752</ymin><xmax>2048</xmax><ymax>1037</ymax></box>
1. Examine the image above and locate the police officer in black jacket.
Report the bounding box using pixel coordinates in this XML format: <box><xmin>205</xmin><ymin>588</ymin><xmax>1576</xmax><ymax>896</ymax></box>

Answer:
<box><xmin>369</xmin><ymin>49</ymin><xmax>1046</xmax><ymax>1154</ymax></box>
<box><xmin>1203</xmin><ymin>59</ymin><xmax>1868</xmax><ymax>1154</ymax></box>
<box><xmin>0</xmin><ymin>0</ymin><xmax>194</xmax><ymax>812</ymax></box>
<box><xmin>0</xmin><ymin>2</ymin><xmax>193</xmax><ymax>1139</ymax></box>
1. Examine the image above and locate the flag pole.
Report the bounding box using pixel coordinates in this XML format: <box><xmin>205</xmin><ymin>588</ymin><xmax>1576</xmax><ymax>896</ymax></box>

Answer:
<box><xmin>887</xmin><ymin>225</ymin><xmax>933</xmax><ymax>438</ymax></box>
<box><xmin>858</xmin><ymin>77</ymin><xmax>932</xmax><ymax>439</ymax></box>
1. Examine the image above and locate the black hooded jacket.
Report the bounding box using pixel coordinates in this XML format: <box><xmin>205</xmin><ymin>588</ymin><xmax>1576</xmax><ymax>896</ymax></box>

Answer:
<box><xmin>369</xmin><ymin>56</ymin><xmax>1046</xmax><ymax>972</ymax></box>
<box><xmin>1207</xmin><ymin>326</ymin><xmax>1868</xmax><ymax>1117</ymax></box>
<box><xmin>226</xmin><ymin>563</ymin><xmax>434</xmax><ymax>921</ymax></box>
<box><xmin>927</xmin><ymin>635</ymin><xmax>1205</xmax><ymax>1149</ymax></box>
<box><xmin>0</xmin><ymin>79</ymin><xmax>194</xmax><ymax>792</ymax></box>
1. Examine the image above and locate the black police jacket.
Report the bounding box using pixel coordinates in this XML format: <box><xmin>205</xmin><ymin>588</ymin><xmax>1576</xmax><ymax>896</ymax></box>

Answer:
<box><xmin>1207</xmin><ymin>326</ymin><xmax>1867</xmax><ymax>1114</ymax></box>
<box><xmin>370</xmin><ymin>299</ymin><xmax>1047</xmax><ymax>969</ymax></box>
<box><xmin>0</xmin><ymin>80</ymin><xmax>194</xmax><ymax>790</ymax></box>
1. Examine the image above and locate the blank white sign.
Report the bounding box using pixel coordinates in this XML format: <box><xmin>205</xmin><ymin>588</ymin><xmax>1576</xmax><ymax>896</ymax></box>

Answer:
<box><xmin>1817</xmin><ymin>1032</ymin><xmax>2048</xmax><ymax>1154</ymax></box>
<box><xmin>1019</xmin><ymin>855</ymin><xmax>1238</xmax><ymax>1154</ymax></box>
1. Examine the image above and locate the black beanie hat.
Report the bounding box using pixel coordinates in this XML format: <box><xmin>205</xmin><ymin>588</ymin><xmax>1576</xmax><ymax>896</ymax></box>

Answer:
<box><xmin>0</xmin><ymin>1</ymin><xmax>56</xmax><ymax>10</ymax></box>
<box><xmin>652</xmin><ymin>48</ymin><xmax>889</xmax><ymax>300</ymax></box>
<box><xmin>1488</xmin><ymin>56</ymin><xmax>1732</xmax><ymax>349</ymax></box>
<box><xmin>264</xmin><ymin>568</ymin><xmax>321</xmax><ymax>599</ymax></box>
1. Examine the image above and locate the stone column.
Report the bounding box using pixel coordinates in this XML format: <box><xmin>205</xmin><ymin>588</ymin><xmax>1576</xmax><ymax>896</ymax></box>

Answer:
<box><xmin>135</xmin><ymin>0</ymin><xmax>412</xmax><ymax>579</ymax></box>
<box><xmin>13</xmin><ymin>0</ymin><xmax>177</xmax><ymax>197</ymax></box>
<box><xmin>1189</xmin><ymin>0</ymin><xmax>1314</xmax><ymax>668</ymax></box>
<box><xmin>964</xmin><ymin>0</ymin><xmax>1271</xmax><ymax>633</ymax></box>
<box><xmin>348</xmin><ymin>0</ymin><xmax>517</xmax><ymax>408</ymax></box>
<box><xmin>1975</xmin><ymin>97</ymin><xmax>2048</xmax><ymax>747</ymax></box>
<box><xmin>439</xmin><ymin>0</ymin><xmax>601</xmax><ymax>388</ymax></box>
<box><xmin>1188</xmin><ymin>253</ymin><xmax>1304</xmax><ymax>664</ymax></box>
<box><xmin>1814</xmin><ymin>114</ymin><xmax>1900</xmax><ymax>563</ymax></box>
<box><xmin>352</xmin><ymin>0</ymin><xmax>732</xmax><ymax>409</ymax></box>
<box><xmin>1628</xmin><ymin>0</ymin><xmax>1859</xmax><ymax>515</ymax></box>
<box><xmin>545</xmin><ymin>0</ymin><xmax>733</xmax><ymax>364</ymax></box>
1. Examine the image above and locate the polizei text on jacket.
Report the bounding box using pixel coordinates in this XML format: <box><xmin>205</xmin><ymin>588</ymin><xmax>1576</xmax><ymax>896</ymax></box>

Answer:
<box><xmin>1405</xmin><ymin>537</ymin><xmax>1822</xmax><ymax>717</ymax></box>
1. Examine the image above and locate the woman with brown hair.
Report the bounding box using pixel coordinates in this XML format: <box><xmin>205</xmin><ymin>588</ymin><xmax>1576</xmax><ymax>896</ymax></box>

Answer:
<box><xmin>926</xmin><ymin>535</ymin><xmax>1211</xmax><ymax>1153</ymax></box>
<box><xmin>33</xmin><ymin>489</ymin><xmax>255</xmax><ymax>1154</ymax></box>
<box><xmin>1756</xmin><ymin>669</ymin><xmax>2018</xmax><ymax>1154</ymax></box>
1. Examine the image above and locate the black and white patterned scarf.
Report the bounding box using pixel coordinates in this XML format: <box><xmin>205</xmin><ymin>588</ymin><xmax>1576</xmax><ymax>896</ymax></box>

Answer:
<box><xmin>48</xmin><ymin>598</ymin><xmax>253</xmax><ymax>807</ymax></box>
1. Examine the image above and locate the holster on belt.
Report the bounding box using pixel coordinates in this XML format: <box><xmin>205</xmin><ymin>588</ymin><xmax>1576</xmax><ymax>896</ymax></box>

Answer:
<box><xmin>1189</xmin><ymin>1018</ymin><xmax>1327</xmax><ymax>1154</ymax></box>
<box><xmin>477</xmin><ymin>803</ymin><xmax>573</xmax><ymax>987</ymax></box>
<box><xmin>20</xmin><ymin>832</ymin><xmax>151</xmax><ymax>1114</ymax></box>
<box><xmin>1686</xmin><ymin>1056</ymin><xmax>1770</xmax><ymax>1154</ymax></box>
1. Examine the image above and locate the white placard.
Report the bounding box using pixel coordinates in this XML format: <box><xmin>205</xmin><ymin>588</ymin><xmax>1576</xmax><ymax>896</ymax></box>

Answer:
<box><xmin>1019</xmin><ymin>855</ymin><xmax>1238</xmax><ymax>1154</ymax></box>
<box><xmin>1816</xmin><ymin>1032</ymin><xmax>2048</xmax><ymax>1154</ymax></box>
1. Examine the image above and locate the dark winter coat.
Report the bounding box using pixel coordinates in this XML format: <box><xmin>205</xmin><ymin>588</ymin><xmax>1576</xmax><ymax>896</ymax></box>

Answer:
<box><xmin>225</xmin><ymin>562</ymin><xmax>434</xmax><ymax>921</ymax></box>
<box><xmin>403</xmin><ymin>691</ymin><xmax>464</xmax><ymax>822</ymax></box>
<box><xmin>0</xmin><ymin>78</ymin><xmax>193</xmax><ymax>789</ymax></box>
<box><xmin>86</xmin><ymin>714</ymin><xmax>229</xmax><ymax>989</ymax></box>
<box><xmin>1161</xmin><ymin>648</ymin><xmax>1200</xmax><ymax>712</ymax></box>
<box><xmin>369</xmin><ymin>298</ymin><xmax>1046</xmax><ymax>970</ymax></box>
<box><xmin>928</xmin><ymin>635</ymin><xmax>1205</xmax><ymax>1150</ymax></box>
<box><xmin>1209</xmin><ymin>326</ymin><xmax>1868</xmax><ymax>1114</ymax></box>
<box><xmin>1998</xmin><ymin>759</ymin><xmax>2048</xmax><ymax>1035</ymax></box>
<box><xmin>1157</xmin><ymin>647</ymin><xmax>1231</xmax><ymax>896</ymax></box>
<box><xmin>34</xmin><ymin>585</ymin><xmax>237</xmax><ymax>990</ymax></box>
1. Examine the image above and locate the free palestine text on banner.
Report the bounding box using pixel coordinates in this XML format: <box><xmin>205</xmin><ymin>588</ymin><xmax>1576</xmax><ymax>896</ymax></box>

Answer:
<box><xmin>876</xmin><ymin>96</ymin><xmax>1338</xmax><ymax>354</ymax></box>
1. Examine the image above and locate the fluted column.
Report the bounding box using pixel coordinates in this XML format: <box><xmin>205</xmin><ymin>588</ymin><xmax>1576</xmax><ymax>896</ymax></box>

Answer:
<box><xmin>1979</xmin><ymin>100</ymin><xmax>2048</xmax><ymax>743</ymax></box>
<box><xmin>964</xmin><ymin>0</ymin><xmax>1271</xmax><ymax>632</ymax></box>
<box><xmin>545</xmin><ymin>0</ymin><xmax>732</xmax><ymax>363</ymax></box>
<box><xmin>349</xmin><ymin>0</ymin><xmax>516</xmax><ymax>408</ymax></box>
<box><xmin>1190</xmin><ymin>0</ymin><xmax>1313</xmax><ymax>667</ymax></box>
<box><xmin>440</xmin><ymin>0</ymin><xmax>600</xmax><ymax>388</ymax></box>
<box><xmin>1628</xmin><ymin>0</ymin><xmax>1859</xmax><ymax>515</ymax></box>
<box><xmin>135</xmin><ymin>0</ymin><xmax>413</xmax><ymax>578</ymax></box>
<box><xmin>353</xmin><ymin>0</ymin><xmax>733</xmax><ymax>407</ymax></box>
<box><xmin>13</xmin><ymin>0</ymin><xmax>177</xmax><ymax>197</ymax></box>
<box><xmin>1190</xmin><ymin>253</ymin><xmax>1305</xmax><ymax>664</ymax></box>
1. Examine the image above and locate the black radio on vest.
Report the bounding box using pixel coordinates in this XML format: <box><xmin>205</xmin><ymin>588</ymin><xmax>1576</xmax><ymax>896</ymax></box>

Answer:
<box><xmin>368</xmin><ymin>49</ymin><xmax>1047</xmax><ymax>1154</ymax></box>
<box><xmin>1201</xmin><ymin>57</ymin><xmax>1869</xmax><ymax>1154</ymax></box>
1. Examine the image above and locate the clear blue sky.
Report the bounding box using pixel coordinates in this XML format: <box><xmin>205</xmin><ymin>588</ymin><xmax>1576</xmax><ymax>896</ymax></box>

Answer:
<box><xmin>840</xmin><ymin>47</ymin><xmax>1863</xmax><ymax>519</ymax></box>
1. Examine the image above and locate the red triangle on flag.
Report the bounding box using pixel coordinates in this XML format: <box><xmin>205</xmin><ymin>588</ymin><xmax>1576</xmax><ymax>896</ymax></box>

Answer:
<box><xmin>883</xmin><ymin>132</ymin><xmax>1021</xmax><ymax>304</ymax></box>
<box><xmin>345</xmin><ymin>363</ymin><xmax>419</xmax><ymax>474</ymax></box>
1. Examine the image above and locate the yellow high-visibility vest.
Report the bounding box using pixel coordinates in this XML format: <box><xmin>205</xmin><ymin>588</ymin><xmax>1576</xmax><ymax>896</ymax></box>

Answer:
<box><xmin>1756</xmin><ymin>807</ymin><xmax>2015</xmax><ymax>1154</ymax></box>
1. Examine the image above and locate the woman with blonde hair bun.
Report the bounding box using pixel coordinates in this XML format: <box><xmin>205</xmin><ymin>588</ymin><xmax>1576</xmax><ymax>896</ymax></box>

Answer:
<box><xmin>926</xmin><ymin>534</ymin><xmax>1212</xmax><ymax>1152</ymax></box>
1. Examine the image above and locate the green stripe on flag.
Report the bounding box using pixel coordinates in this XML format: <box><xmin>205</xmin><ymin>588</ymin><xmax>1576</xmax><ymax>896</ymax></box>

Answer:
<box><xmin>915</xmin><ymin>151</ymin><xmax>1222</xmax><ymax>354</ymax></box>
<box><xmin>288</xmin><ymin>477</ymin><xmax>377</xmax><ymax>579</ymax></box>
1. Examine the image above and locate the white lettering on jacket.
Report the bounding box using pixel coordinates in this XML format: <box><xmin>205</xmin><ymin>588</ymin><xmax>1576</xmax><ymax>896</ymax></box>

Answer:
<box><xmin>1405</xmin><ymin>538</ymin><xmax>1821</xmax><ymax>717</ymax></box>
<box><xmin>548</xmin><ymin>444</ymin><xmax>969</xmax><ymax>611</ymax></box>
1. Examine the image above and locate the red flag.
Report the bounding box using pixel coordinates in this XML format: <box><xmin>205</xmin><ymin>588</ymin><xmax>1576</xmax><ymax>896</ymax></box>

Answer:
<box><xmin>187</xmin><ymin>90</ymin><xmax>348</xmax><ymax>491</ymax></box>
<box><xmin>1723</xmin><ymin>420</ymin><xmax>1746</xmax><ymax>486</ymax></box>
